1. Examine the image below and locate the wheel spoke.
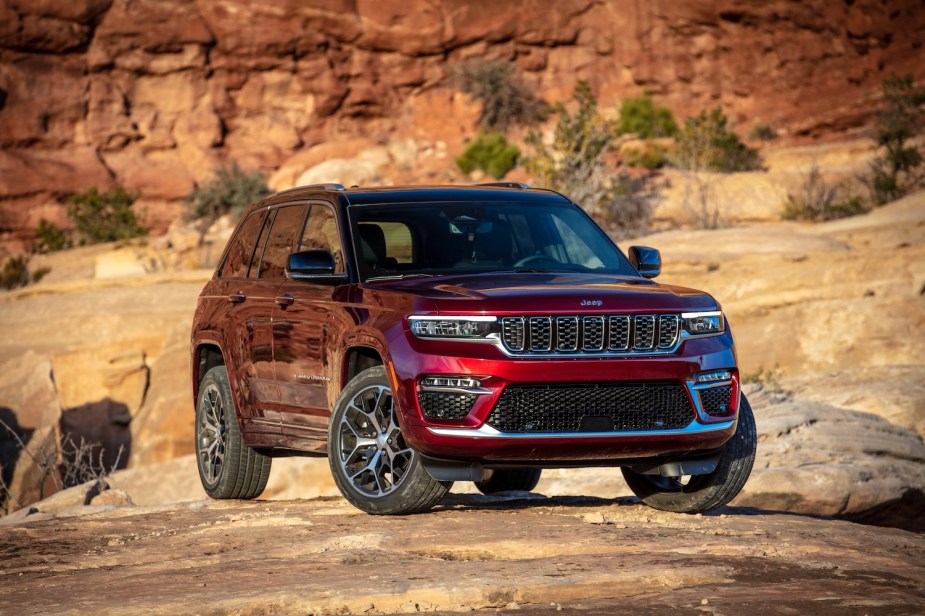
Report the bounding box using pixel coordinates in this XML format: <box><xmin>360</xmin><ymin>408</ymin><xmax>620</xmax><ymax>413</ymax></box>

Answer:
<box><xmin>336</xmin><ymin>383</ymin><xmax>414</xmax><ymax>499</ymax></box>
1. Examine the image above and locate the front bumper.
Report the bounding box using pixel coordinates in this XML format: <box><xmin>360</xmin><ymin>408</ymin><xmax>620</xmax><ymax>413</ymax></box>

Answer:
<box><xmin>391</xmin><ymin>327</ymin><xmax>740</xmax><ymax>465</ymax></box>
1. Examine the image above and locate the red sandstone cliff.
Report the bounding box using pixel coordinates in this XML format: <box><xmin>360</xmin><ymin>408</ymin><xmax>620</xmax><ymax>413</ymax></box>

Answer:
<box><xmin>1</xmin><ymin>0</ymin><xmax>923</xmax><ymax>255</ymax></box>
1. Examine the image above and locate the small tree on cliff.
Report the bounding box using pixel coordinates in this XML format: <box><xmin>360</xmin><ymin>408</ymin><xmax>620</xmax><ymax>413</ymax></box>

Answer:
<box><xmin>186</xmin><ymin>163</ymin><xmax>270</xmax><ymax>222</ymax></box>
<box><xmin>525</xmin><ymin>81</ymin><xmax>655</xmax><ymax>237</ymax></box>
<box><xmin>453</xmin><ymin>59</ymin><xmax>546</xmax><ymax>133</ymax></box>
<box><xmin>865</xmin><ymin>73</ymin><xmax>925</xmax><ymax>205</ymax></box>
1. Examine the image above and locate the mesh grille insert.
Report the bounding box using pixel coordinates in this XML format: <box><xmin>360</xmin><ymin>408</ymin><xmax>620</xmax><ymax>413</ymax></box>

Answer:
<box><xmin>419</xmin><ymin>392</ymin><xmax>477</xmax><ymax>420</ymax></box>
<box><xmin>699</xmin><ymin>386</ymin><xmax>733</xmax><ymax>416</ymax></box>
<box><xmin>487</xmin><ymin>383</ymin><xmax>694</xmax><ymax>433</ymax></box>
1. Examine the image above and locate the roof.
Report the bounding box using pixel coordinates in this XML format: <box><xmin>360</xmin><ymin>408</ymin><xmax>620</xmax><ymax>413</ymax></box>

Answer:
<box><xmin>262</xmin><ymin>183</ymin><xmax>571</xmax><ymax>208</ymax></box>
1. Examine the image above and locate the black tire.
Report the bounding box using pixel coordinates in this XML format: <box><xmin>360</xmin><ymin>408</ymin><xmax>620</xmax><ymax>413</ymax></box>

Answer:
<box><xmin>328</xmin><ymin>366</ymin><xmax>451</xmax><ymax>515</ymax></box>
<box><xmin>475</xmin><ymin>468</ymin><xmax>542</xmax><ymax>495</ymax></box>
<box><xmin>621</xmin><ymin>393</ymin><xmax>757</xmax><ymax>514</ymax></box>
<box><xmin>195</xmin><ymin>365</ymin><xmax>271</xmax><ymax>499</ymax></box>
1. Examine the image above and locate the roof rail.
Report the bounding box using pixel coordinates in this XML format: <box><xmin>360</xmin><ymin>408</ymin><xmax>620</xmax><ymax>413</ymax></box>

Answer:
<box><xmin>300</xmin><ymin>183</ymin><xmax>345</xmax><ymax>191</ymax></box>
<box><xmin>475</xmin><ymin>182</ymin><xmax>531</xmax><ymax>190</ymax></box>
<box><xmin>274</xmin><ymin>183</ymin><xmax>346</xmax><ymax>197</ymax></box>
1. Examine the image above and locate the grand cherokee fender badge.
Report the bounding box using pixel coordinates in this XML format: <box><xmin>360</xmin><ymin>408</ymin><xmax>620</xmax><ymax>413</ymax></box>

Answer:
<box><xmin>580</xmin><ymin>299</ymin><xmax>603</xmax><ymax>307</ymax></box>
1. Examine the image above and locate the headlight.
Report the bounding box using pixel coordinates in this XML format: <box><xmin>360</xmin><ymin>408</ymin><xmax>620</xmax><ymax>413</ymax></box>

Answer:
<box><xmin>681</xmin><ymin>311</ymin><xmax>724</xmax><ymax>336</ymax></box>
<box><xmin>408</xmin><ymin>316</ymin><xmax>496</xmax><ymax>339</ymax></box>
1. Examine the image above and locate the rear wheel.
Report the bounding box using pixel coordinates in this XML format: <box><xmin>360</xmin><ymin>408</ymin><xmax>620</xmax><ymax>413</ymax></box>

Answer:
<box><xmin>328</xmin><ymin>366</ymin><xmax>451</xmax><ymax>514</ymax></box>
<box><xmin>621</xmin><ymin>394</ymin><xmax>757</xmax><ymax>514</ymax></box>
<box><xmin>195</xmin><ymin>365</ymin><xmax>271</xmax><ymax>499</ymax></box>
<box><xmin>475</xmin><ymin>468</ymin><xmax>542</xmax><ymax>495</ymax></box>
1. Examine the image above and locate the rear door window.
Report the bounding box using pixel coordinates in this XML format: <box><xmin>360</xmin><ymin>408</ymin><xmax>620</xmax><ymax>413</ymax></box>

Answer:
<box><xmin>255</xmin><ymin>205</ymin><xmax>310</xmax><ymax>280</ymax></box>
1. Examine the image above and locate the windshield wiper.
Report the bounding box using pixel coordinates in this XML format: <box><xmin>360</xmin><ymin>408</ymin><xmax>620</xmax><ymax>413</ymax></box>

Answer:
<box><xmin>366</xmin><ymin>273</ymin><xmax>435</xmax><ymax>281</ymax></box>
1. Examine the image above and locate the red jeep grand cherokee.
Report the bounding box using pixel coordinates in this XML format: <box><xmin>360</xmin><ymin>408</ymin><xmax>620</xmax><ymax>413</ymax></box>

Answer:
<box><xmin>191</xmin><ymin>183</ymin><xmax>755</xmax><ymax>514</ymax></box>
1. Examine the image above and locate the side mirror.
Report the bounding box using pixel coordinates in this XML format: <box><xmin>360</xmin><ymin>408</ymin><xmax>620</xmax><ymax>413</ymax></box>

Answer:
<box><xmin>286</xmin><ymin>250</ymin><xmax>346</xmax><ymax>283</ymax></box>
<box><xmin>628</xmin><ymin>246</ymin><xmax>661</xmax><ymax>279</ymax></box>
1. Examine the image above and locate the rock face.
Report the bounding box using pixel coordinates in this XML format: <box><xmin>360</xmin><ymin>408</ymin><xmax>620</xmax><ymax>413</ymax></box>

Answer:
<box><xmin>2</xmin><ymin>0</ymin><xmax>924</xmax><ymax>255</ymax></box>
<box><xmin>0</xmin><ymin>497</ymin><xmax>923</xmax><ymax>615</ymax></box>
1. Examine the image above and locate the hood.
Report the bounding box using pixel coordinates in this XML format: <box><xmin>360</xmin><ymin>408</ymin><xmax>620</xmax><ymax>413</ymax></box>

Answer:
<box><xmin>365</xmin><ymin>272</ymin><xmax>718</xmax><ymax>314</ymax></box>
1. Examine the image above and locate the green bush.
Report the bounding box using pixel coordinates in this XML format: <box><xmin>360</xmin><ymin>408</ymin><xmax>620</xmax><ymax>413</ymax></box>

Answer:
<box><xmin>187</xmin><ymin>163</ymin><xmax>270</xmax><ymax>222</ymax></box>
<box><xmin>1</xmin><ymin>256</ymin><xmax>30</xmax><ymax>290</ymax></box>
<box><xmin>748</xmin><ymin>120</ymin><xmax>777</xmax><ymax>141</ymax></box>
<box><xmin>456</xmin><ymin>133</ymin><xmax>520</xmax><ymax>179</ymax></box>
<box><xmin>68</xmin><ymin>187</ymin><xmax>147</xmax><ymax>245</ymax></box>
<box><xmin>35</xmin><ymin>218</ymin><xmax>71</xmax><ymax>253</ymax></box>
<box><xmin>673</xmin><ymin>107</ymin><xmax>762</xmax><ymax>172</ymax></box>
<box><xmin>623</xmin><ymin>140</ymin><xmax>669</xmax><ymax>169</ymax></box>
<box><xmin>615</xmin><ymin>94</ymin><xmax>678</xmax><ymax>138</ymax></box>
<box><xmin>865</xmin><ymin>73</ymin><xmax>925</xmax><ymax>205</ymax></box>
<box><xmin>526</xmin><ymin>81</ymin><xmax>654</xmax><ymax>235</ymax></box>
<box><xmin>453</xmin><ymin>59</ymin><xmax>546</xmax><ymax>133</ymax></box>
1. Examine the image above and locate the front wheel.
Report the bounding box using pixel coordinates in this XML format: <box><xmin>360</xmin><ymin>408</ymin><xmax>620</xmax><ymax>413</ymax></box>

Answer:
<box><xmin>621</xmin><ymin>394</ymin><xmax>757</xmax><ymax>514</ymax></box>
<box><xmin>328</xmin><ymin>366</ymin><xmax>451</xmax><ymax>514</ymax></box>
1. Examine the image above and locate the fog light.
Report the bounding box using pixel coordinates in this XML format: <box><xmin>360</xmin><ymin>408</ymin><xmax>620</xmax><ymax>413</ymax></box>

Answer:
<box><xmin>697</xmin><ymin>370</ymin><xmax>732</xmax><ymax>383</ymax></box>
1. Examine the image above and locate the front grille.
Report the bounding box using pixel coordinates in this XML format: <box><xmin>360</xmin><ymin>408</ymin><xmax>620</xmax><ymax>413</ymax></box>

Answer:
<box><xmin>487</xmin><ymin>383</ymin><xmax>694</xmax><ymax>433</ymax></box>
<box><xmin>500</xmin><ymin>314</ymin><xmax>681</xmax><ymax>355</ymax></box>
<box><xmin>699</xmin><ymin>386</ymin><xmax>733</xmax><ymax>416</ymax></box>
<box><xmin>419</xmin><ymin>392</ymin><xmax>477</xmax><ymax>420</ymax></box>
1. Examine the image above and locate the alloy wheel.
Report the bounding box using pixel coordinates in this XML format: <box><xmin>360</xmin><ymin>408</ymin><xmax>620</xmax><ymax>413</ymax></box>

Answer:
<box><xmin>197</xmin><ymin>383</ymin><xmax>226</xmax><ymax>487</ymax></box>
<box><xmin>336</xmin><ymin>384</ymin><xmax>414</xmax><ymax>498</ymax></box>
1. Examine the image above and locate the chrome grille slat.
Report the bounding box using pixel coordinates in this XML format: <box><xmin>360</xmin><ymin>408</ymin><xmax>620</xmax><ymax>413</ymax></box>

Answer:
<box><xmin>608</xmin><ymin>316</ymin><xmax>630</xmax><ymax>351</ymax></box>
<box><xmin>658</xmin><ymin>315</ymin><xmax>679</xmax><ymax>348</ymax></box>
<box><xmin>633</xmin><ymin>315</ymin><xmax>655</xmax><ymax>350</ymax></box>
<box><xmin>500</xmin><ymin>313</ymin><xmax>682</xmax><ymax>356</ymax></box>
<box><xmin>528</xmin><ymin>317</ymin><xmax>552</xmax><ymax>352</ymax></box>
<box><xmin>556</xmin><ymin>316</ymin><xmax>579</xmax><ymax>351</ymax></box>
<box><xmin>582</xmin><ymin>316</ymin><xmax>604</xmax><ymax>351</ymax></box>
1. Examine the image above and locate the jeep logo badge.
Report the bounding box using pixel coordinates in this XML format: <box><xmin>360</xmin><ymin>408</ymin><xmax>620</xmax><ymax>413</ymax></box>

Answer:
<box><xmin>580</xmin><ymin>299</ymin><xmax>603</xmax><ymax>307</ymax></box>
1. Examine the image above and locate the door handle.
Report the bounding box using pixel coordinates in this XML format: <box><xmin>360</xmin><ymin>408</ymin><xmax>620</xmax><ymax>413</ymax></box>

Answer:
<box><xmin>275</xmin><ymin>294</ymin><xmax>294</xmax><ymax>307</ymax></box>
<box><xmin>228</xmin><ymin>291</ymin><xmax>246</xmax><ymax>304</ymax></box>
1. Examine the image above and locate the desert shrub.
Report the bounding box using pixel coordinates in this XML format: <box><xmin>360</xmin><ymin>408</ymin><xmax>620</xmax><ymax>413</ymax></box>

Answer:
<box><xmin>782</xmin><ymin>164</ymin><xmax>869</xmax><ymax>221</ymax></box>
<box><xmin>741</xmin><ymin>366</ymin><xmax>782</xmax><ymax>393</ymax></box>
<box><xmin>456</xmin><ymin>133</ymin><xmax>520</xmax><ymax>179</ymax></box>
<box><xmin>0</xmin><ymin>256</ymin><xmax>52</xmax><ymax>290</ymax></box>
<box><xmin>68</xmin><ymin>186</ymin><xmax>147</xmax><ymax>245</ymax></box>
<box><xmin>35</xmin><ymin>218</ymin><xmax>71</xmax><ymax>253</ymax></box>
<box><xmin>623</xmin><ymin>140</ymin><xmax>669</xmax><ymax>169</ymax></box>
<box><xmin>187</xmin><ymin>163</ymin><xmax>270</xmax><ymax>222</ymax></box>
<box><xmin>453</xmin><ymin>59</ymin><xmax>546</xmax><ymax>133</ymax></box>
<box><xmin>615</xmin><ymin>94</ymin><xmax>678</xmax><ymax>138</ymax></box>
<box><xmin>526</xmin><ymin>81</ymin><xmax>653</xmax><ymax>234</ymax></box>
<box><xmin>673</xmin><ymin>107</ymin><xmax>762</xmax><ymax>172</ymax></box>
<box><xmin>748</xmin><ymin>120</ymin><xmax>777</xmax><ymax>141</ymax></box>
<box><xmin>1</xmin><ymin>256</ymin><xmax>30</xmax><ymax>290</ymax></box>
<box><xmin>598</xmin><ymin>174</ymin><xmax>659</xmax><ymax>240</ymax></box>
<box><xmin>864</xmin><ymin>73</ymin><xmax>925</xmax><ymax>205</ymax></box>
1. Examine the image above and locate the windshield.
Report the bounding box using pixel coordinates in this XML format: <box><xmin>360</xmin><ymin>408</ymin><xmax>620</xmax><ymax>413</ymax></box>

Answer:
<box><xmin>348</xmin><ymin>201</ymin><xmax>639</xmax><ymax>282</ymax></box>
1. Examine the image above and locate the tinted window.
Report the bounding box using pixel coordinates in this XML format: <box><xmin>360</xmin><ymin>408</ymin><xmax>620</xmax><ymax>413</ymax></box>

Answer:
<box><xmin>299</xmin><ymin>204</ymin><xmax>344</xmax><ymax>272</ymax></box>
<box><xmin>255</xmin><ymin>205</ymin><xmax>309</xmax><ymax>280</ymax></box>
<box><xmin>349</xmin><ymin>201</ymin><xmax>637</xmax><ymax>281</ymax></box>
<box><xmin>220</xmin><ymin>210</ymin><xmax>268</xmax><ymax>278</ymax></box>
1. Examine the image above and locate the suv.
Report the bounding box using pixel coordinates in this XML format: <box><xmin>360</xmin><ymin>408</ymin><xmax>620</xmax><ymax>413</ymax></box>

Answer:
<box><xmin>191</xmin><ymin>183</ymin><xmax>756</xmax><ymax>515</ymax></box>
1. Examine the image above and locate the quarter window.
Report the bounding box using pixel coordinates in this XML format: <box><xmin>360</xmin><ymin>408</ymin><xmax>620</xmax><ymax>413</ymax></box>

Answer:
<box><xmin>220</xmin><ymin>210</ymin><xmax>268</xmax><ymax>278</ymax></box>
